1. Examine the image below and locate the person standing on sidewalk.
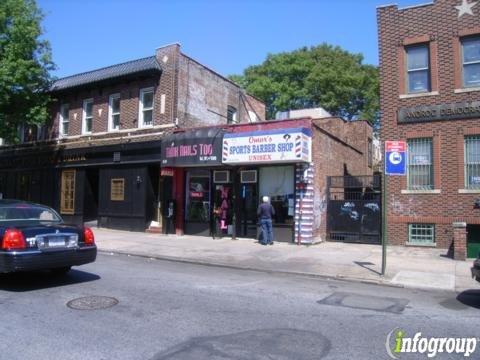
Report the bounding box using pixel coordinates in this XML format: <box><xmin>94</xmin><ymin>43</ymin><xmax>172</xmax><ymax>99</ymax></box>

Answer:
<box><xmin>257</xmin><ymin>196</ymin><xmax>275</xmax><ymax>245</ymax></box>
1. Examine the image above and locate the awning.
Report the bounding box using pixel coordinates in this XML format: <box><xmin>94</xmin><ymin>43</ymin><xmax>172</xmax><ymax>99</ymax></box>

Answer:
<box><xmin>161</xmin><ymin>128</ymin><xmax>225</xmax><ymax>167</ymax></box>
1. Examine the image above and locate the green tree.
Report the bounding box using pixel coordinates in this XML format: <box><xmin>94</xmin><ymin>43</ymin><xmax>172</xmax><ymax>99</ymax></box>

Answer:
<box><xmin>230</xmin><ymin>44</ymin><xmax>379</xmax><ymax>125</ymax></box>
<box><xmin>0</xmin><ymin>0</ymin><xmax>54</xmax><ymax>143</ymax></box>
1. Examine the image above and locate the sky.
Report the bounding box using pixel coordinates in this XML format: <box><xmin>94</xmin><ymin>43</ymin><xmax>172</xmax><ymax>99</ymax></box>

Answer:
<box><xmin>38</xmin><ymin>0</ymin><xmax>430</xmax><ymax>79</ymax></box>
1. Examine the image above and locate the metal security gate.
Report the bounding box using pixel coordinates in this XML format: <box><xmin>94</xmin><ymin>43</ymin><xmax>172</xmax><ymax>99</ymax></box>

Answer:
<box><xmin>327</xmin><ymin>175</ymin><xmax>381</xmax><ymax>244</ymax></box>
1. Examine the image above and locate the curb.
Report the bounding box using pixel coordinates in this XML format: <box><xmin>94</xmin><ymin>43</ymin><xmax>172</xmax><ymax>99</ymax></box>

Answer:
<box><xmin>98</xmin><ymin>248</ymin><xmax>405</xmax><ymax>290</ymax></box>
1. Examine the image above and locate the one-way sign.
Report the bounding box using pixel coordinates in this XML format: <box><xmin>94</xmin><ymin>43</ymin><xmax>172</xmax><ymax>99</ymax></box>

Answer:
<box><xmin>385</xmin><ymin>141</ymin><xmax>406</xmax><ymax>176</ymax></box>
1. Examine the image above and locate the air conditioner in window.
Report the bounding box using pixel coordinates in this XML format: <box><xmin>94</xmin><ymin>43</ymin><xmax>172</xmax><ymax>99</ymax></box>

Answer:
<box><xmin>213</xmin><ymin>170</ymin><xmax>230</xmax><ymax>183</ymax></box>
<box><xmin>241</xmin><ymin>170</ymin><xmax>257</xmax><ymax>183</ymax></box>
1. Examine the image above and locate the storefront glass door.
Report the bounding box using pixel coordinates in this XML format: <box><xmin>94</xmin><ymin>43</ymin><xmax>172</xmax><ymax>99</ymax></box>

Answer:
<box><xmin>185</xmin><ymin>170</ymin><xmax>211</xmax><ymax>236</ymax></box>
<box><xmin>239</xmin><ymin>183</ymin><xmax>258</xmax><ymax>238</ymax></box>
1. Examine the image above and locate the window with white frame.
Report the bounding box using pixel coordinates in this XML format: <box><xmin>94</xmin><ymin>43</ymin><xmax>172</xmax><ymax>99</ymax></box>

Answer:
<box><xmin>462</xmin><ymin>36</ymin><xmax>480</xmax><ymax>88</ymax></box>
<box><xmin>139</xmin><ymin>88</ymin><xmax>154</xmax><ymax>127</ymax></box>
<box><xmin>227</xmin><ymin>106</ymin><xmax>237</xmax><ymax>124</ymax></box>
<box><xmin>465</xmin><ymin>135</ymin><xmax>480</xmax><ymax>189</ymax></box>
<box><xmin>406</xmin><ymin>44</ymin><xmax>430</xmax><ymax>93</ymax></box>
<box><xmin>108</xmin><ymin>94</ymin><xmax>121</xmax><ymax>131</ymax></box>
<box><xmin>408</xmin><ymin>224</ymin><xmax>435</xmax><ymax>245</ymax></box>
<box><xmin>407</xmin><ymin>138</ymin><xmax>433</xmax><ymax>190</ymax></box>
<box><xmin>60</xmin><ymin>103</ymin><xmax>69</xmax><ymax>136</ymax></box>
<box><xmin>82</xmin><ymin>99</ymin><xmax>93</xmax><ymax>134</ymax></box>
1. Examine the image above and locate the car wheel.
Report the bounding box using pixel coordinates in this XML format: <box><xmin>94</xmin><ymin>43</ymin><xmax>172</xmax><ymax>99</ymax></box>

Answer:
<box><xmin>50</xmin><ymin>266</ymin><xmax>72</xmax><ymax>275</ymax></box>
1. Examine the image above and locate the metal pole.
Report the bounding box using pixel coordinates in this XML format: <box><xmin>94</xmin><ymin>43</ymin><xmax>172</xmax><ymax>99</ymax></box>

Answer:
<box><xmin>381</xmin><ymin>170</ymin><xmax>388</xmax><ymax>276</ymax></box>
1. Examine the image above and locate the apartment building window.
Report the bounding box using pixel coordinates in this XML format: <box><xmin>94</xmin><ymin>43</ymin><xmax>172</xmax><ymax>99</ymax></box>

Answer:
<box><xmin>139</xmin><ymin>87</ymin><xmax>154</xmax><ymax>127</ymax></box>
<box><xmin>465</xmin><ymin>135</ymin><xmax>480</xmax><ymax>189</ymax></box>
<box><xmin>108</xmin><ymin>94</ymin><xmax>121</xmax><ymax>131</ymax></box>
<box><xmin>60</xmin><ymin>170</ymin><xmax>75</xmax><ymax>215</ymax></box>
<box><xmin>227</xmin><ymin>106</ymin><xmax>238</xmax><ymax>124</ymax></box>
<box><xmin>60</xmin><ymin>103</ymin><xmax>69</xmax><ymax>136</ymax></box>
<box><xmin>82</xmin><ymin>99</ymin><xmax>93</xmax><ymax>134</ymax></box>
<box><xmin>408</xmin><ymin>224</ymin><xmax>435</xmax><ymax>245</ymax></box>
<box><xmin>406</xmin><ymin>44</ymin><xmax>430</xmax><ymax>93</ymax></box>
<box><xmin>407</xmin><ymin>138</ymin><xmax>433</xmax><ymax>190</ymax></box>
<box><xmin>462</xmin><ymin>36</ymin><xmax>480</xmax><ymax>88</ymax></box>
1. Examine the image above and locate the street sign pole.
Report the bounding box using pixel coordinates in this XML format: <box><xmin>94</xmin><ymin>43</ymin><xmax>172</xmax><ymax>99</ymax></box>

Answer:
<box><xmin>383</xmin><ymin>140</ymin><xmax>407</xmax><ymax>277</ymax></box>
<box><xmin>381</xmin><ymin>169</ymin><xmax>387</xmax><ymax>276</ymax></box>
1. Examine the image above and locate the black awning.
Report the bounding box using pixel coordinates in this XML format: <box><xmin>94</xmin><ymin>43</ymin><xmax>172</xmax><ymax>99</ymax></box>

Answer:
<box><xmin>161</xmin><ymin>128</ymin><xmax>225</xmax><ymax>167</ymax></box>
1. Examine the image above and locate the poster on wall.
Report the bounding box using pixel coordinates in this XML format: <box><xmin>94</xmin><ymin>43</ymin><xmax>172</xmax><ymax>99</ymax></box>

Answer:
<box><xmin>222</xmin><ymin>128</ymin><xmax>312</xmax><ymax>165</ymax></box>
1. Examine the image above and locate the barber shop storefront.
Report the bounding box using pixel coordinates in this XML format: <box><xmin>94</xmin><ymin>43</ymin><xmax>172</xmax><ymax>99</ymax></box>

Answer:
<box><xmin>161</xmin><ymin>124</ymin><xmax>312</xmax><ymax>243</ymax></box>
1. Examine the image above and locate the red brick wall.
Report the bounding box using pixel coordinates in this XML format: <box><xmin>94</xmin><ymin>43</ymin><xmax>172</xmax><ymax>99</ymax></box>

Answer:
<box><xmin>311</xmin><ymin>118</ymin><xmax>373</xmax><ymax>239</ymax></box>
<box><xmin>378</xmin><ymin>0</ymin><xmax>480</xmax><ymax>248</ymax></box>
<box><xmin>176</xmin><ymin>53</ymin><xmax>265</xmax><ymax>128</ymax></box>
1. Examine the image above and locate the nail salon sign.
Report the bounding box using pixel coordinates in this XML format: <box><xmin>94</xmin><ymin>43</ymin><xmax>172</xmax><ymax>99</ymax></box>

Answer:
<box><xmin>222</xmin><ymin>128</ymin><xmax>312</xmax><ymax>164</ymax></box>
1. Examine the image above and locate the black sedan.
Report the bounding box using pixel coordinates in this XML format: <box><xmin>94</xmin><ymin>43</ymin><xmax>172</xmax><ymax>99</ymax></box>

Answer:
<box><xmin>0</xmin><ymin>200</ymin><xmax>96</xmax><ymax>274</ymax></box>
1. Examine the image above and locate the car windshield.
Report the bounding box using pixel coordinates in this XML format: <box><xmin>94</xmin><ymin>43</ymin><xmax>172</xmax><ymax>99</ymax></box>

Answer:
<box><xmin>0</xmin><ymin>205</ymin><xmax>62</xmax><ymax>224</ymax></box>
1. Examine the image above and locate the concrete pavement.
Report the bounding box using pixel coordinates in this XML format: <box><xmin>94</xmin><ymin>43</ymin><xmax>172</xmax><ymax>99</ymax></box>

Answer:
<box><xmin>93</xmin><ymin>227</ymin><xmax>480</xmax><ymax>292</ymax></box>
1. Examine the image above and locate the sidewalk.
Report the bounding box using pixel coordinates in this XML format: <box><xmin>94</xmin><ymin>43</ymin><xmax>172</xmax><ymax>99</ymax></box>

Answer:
<box><xmin>93</xmin><ymin>228</ymin><xmax>480</xmax><ymax>293</ymax></box>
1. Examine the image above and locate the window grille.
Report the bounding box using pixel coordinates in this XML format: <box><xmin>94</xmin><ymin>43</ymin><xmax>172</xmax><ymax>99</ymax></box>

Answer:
<box><xmin>111</xmin><ymin>178</ymin><xmax>125</xmax><ymax>201</ymax></box>
<box><xmin>60</xmin><ymin>170</ymin><xmax>75</xmax><ymax>214</ymax></box>
<box><xmin>407</xmin><ymin>138</ymin><xmax>433</xmax><ymax>190</ymax></box>
<box><xmin>465</xmin><ymin>135</ymin><xmax>480</xmax><ymax>189</ymax></box>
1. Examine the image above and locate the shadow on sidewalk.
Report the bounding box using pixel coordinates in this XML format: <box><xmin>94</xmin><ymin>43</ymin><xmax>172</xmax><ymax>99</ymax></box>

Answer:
<box><xmin>354</xmin><ymin>261</ymin><xmax>381</xmax><ymax>276</ymax></box>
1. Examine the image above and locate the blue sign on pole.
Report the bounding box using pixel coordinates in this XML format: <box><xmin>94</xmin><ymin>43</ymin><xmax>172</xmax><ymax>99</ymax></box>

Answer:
<box><xmin>385</xmin><ymin>141</ymin><xmax>406</xmax><ymax>176</ymax></box>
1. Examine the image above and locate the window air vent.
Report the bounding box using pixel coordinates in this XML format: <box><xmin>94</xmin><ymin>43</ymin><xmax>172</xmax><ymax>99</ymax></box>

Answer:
<box><xmin>241</xmin><ymin>170</ymin><xmax>257</xmax><ymax>183</ymax></box>
<box><xmin>213</xmin><ymin>170</ymin><xmax>230</xmax><ymax>183</ymax></box>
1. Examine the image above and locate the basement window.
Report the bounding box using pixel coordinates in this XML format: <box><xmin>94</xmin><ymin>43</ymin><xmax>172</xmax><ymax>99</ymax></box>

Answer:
<box><xmin>408</xmin><ymin>224</ymin><xmax>435</xmax><ymax>246</ymax></box>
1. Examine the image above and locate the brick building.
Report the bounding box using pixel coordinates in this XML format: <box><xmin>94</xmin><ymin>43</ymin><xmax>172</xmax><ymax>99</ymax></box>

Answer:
<box><xmin>158</xmin><ymin>110</ymin><xmax>373</xmax><ymax>242</ymax></box>
<box><xmin>0</xmin><ymin>43</ymin><xmax>265</xmax><ymax>231</ymax></box>
<box><xmin>377</xmin><ymin>0</ymin><xmax>480</xmax><ymax>258</ymax></box>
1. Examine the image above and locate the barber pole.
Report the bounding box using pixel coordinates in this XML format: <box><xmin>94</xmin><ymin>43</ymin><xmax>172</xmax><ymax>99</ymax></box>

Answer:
<box><xmin>222</xmin><ymin>140</ymin><xmax>229</xmax><ymax>162</ymax></box>
<box><xmin>295</xmin><ymin>135</ymin><xmax>302</xmax><ymax>158</ymax></box>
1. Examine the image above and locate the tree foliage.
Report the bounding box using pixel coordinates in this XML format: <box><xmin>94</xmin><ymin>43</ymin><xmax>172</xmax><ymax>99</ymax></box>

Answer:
<box><xmin>230</xmin><ymin>44</ymin><xmax>379</xmax><ymax>125</ymax></box>
<box><xmin>0</xmin><ymin>0</ymin><xmax>54</xmax><ymax>143</ymax></box>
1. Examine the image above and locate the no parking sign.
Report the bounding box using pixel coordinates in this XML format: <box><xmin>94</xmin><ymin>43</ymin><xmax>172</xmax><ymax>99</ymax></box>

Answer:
<box><xmin>385</xmin><ymin>141</ymin><xmax>406</xmax><ymax>176</ymax></box>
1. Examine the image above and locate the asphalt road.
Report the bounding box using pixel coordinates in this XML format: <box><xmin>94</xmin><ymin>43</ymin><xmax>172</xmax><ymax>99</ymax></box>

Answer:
<box><xmin>0</xmin><ymin>253</ymin><xmax>479</xmax><ymax>360</ymax></box>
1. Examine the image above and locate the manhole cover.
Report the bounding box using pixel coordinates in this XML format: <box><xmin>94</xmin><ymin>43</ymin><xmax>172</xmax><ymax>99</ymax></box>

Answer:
<box><xmin>67</xmin><ymin>296</ymin><xmax>118</xmax><ymax>310</ymax></box>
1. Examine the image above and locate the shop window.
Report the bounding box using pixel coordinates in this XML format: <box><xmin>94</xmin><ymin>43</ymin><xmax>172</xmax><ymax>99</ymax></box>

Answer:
<box><xmin>259</xmin><ymin>166</ymin><xmax>295</xmax><ymax>224</ymax></box>
<box><xmin>110</xmin><ymin>178</ymin><xmax>125</xmax><ymax>201</ymax></box>
<box><xmin>461</xmin><ymin>36</ymin><xmax>480</xmax><ymax>88</ymax></box>
<box><xmin>408</xmin><ymin>224</ymin><xmax>435</xmax><ymax>245</ymax></box>
<box><xmin>108</xmin><ymin>94</ymin><xmax>121</xmax><ymax>131</ymax></box>
<box><xmin>407</xmin><ymin>138</ymin><xmax>433</xmax><ymax>190</ymax></box>
<box><xmin>213</xmin><ymin>184</ymin><xmax>233</xmax><ymax>236</ymax></box>
<box><xmin>60</xmin><ymin>170</ymin><xmax>75</xmax><ymax>215</ymax></box>
<box><xmin>227</xmin><ymin>106</ymin><xmax>237</xmax><ymax>124</ymax></box>
<box><xmin>406</xmin><ymin>44</ymin><xmax>430</xmax><ymax>93</ymax></box>
<box><xmin>139</xmin><ymin>87</ymin><xmax>154</xmax><ymax>127</ymax></box>
<box><xmin>82</xmin><ymin>98</ymin><xmax>93</xmax><ymax>134</ymax></box>
<box><xmin>185</xmin><ymin>170</ymin><xmax>210</xmax><ymax>222</ymax></box>
<box><xmin>465</xmin><ymin>135</ymin><xmax>480</xmax><ymax>189</ymax></box>
<box><xmin>60</xmin><ymin>103</ymin><xmax>69</xmax><ymax>136</ymax></box>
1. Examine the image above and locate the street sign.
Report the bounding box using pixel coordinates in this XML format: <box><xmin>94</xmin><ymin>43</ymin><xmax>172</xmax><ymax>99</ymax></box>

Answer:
<box><xmin>385</xmin><ymin>141</ymin><xmax>406</xmax><ymax>176</ymax></box>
